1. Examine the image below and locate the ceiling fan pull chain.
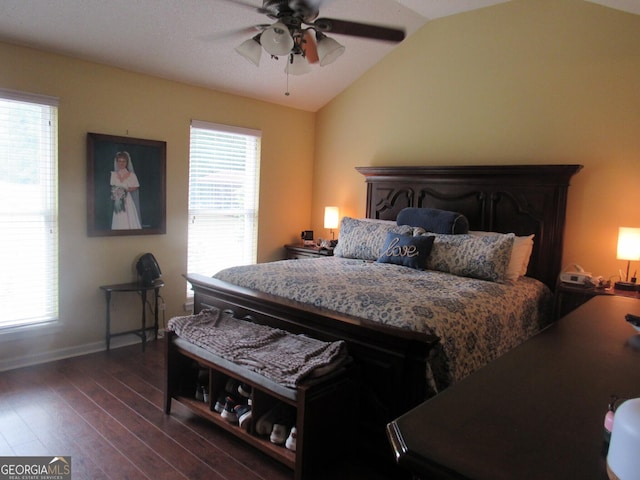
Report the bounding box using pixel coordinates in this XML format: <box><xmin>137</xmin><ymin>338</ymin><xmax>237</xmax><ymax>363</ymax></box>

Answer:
<box><xmin>285</xmin><ymin>67</ymin><xmax>290</xmax><ymax>96</ymax></box>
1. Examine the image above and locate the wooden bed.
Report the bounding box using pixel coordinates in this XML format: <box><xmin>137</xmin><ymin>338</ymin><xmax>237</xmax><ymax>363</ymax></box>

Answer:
<box><xmin>182</xmin><ymin>164</ymin><xmax>582</xmax><ymax>451</ymax></box>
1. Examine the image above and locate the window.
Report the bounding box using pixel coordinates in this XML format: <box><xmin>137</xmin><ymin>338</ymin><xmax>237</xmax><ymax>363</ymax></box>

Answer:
<box><xmin>187</xmin><ymin>120</ymin><xmax>261</xmax><ymax>293</ymax></box>
<box><xmin>0</xmin><ymin>89</ymin><xmax>58</xmax><ymax>330</ymax></box>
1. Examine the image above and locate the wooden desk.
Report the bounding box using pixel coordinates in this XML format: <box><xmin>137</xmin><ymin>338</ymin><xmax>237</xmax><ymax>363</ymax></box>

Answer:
<box><xmin>387</xmin><ymin>295</ymin><xmax>640</xmax><ymax>480</ymax></box>
<box><xmin>100</xmin><ymin>281</ymin><xmax>164</xmax><ymax>351</ymax></box>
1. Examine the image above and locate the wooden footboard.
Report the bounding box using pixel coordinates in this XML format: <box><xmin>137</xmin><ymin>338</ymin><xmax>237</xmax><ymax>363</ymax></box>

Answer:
<box><xmin>184</xmin><ymin>273</ymin><xmax>437</xmax><ymax>452</ymax></box>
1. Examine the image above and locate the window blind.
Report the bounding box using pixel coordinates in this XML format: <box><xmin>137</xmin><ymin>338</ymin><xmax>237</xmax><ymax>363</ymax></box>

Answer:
<box><xmin>0</xmin><ymin>88</ymin><xmax>59</xmax><ymax>329</ymax></box>
<box><xmin>187</xmin><ymin>120</ymin><xmax>261</xmax><ymax>291</ymax></box>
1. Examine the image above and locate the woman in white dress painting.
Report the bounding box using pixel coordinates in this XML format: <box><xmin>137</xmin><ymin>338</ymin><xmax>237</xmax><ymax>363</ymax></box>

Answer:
<box><xmin>110</xmin><ymin>151</ymin><xmax>142</xmax><ymax>230</ymax></box>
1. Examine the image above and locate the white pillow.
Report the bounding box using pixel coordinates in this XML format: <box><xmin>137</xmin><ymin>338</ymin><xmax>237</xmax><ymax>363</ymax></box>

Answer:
<box><xmin>469</xmin><ymin>231</ymin><xmax>534</xmax><ymax>282</ymax></box>
<box><xmin>511</xmin><ymin>234</ymin><xmax>534</xmax><ymax>278</ymax></box>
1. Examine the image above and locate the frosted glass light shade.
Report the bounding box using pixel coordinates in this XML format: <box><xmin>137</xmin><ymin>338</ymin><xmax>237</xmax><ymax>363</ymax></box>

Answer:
<box><xmin>260</xmin><ymin>22</ymin><xmax>294</xmax><ymax>56</ymax></box>
<box><xmin>607</xmin><ymin>398</ymin><xmax>640</xmax><ymax>480</ymax></box>
<box><xmin>617</xmin><ymin>227</ymin><xmax>640</xmax><ymax>261</ymax></box>
<box><xmin>285</xmin><ymin>54</ymin><xmax>311</xmax><ymax>75</ymax></box>
<box><xmin>235</xmin><ymin>37</ymin><xmax>262</xmax><ymax>66</ymax></box>
<box><xmin>324</xmin><ymin>206</ymin><xmax>339</xmax><ymax>229</ymax></box>
<box><xmin>317</xmin><ymin>33</ymin><xmax>345</xmax><ymax>66</ymax></box>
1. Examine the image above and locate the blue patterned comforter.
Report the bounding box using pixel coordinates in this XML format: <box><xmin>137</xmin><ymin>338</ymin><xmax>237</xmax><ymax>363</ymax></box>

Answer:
<box><xmin>214</xmin><ymin>257</ymin><xmax>552</xmax><ymax>392</ymax></box>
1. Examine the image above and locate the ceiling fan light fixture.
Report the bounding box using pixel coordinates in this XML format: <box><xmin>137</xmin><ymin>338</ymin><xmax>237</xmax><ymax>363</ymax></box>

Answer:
<box><xmin>316</xmin><ymin>32</ymin><xmax>345</xmax><ymax>66</ymax></box>
<box><xmin>260</xmin><ymin>22</ymin><xmax>295</xmax><ymax>56</ymax></box>
<box><xmin>235</xmin><ymin>35</ymin><xmax>262</xmax><ymax>66</ymax></box>
<box><xmin>285</xmin><ymin>53</ymin><xmax>311</xmax><ymax>75</ymax></box>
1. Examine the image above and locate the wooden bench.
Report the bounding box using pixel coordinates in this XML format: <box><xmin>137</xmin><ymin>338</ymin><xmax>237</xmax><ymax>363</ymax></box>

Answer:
<box><xmin>164</xmin><ymin>331</ymin><xmax>356</xmax><ymax>480</ymax></box>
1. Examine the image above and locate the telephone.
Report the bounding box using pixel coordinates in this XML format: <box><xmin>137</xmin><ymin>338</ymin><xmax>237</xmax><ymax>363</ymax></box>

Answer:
<box><xmin>135</xmin><ymin>253</ymin><xmax>162</xmax><ymax>286</ymax></box>
<box><xmin>318</xmin><ymin>238</ymin><xmax>338</xmax><ymax>250</ymax></box>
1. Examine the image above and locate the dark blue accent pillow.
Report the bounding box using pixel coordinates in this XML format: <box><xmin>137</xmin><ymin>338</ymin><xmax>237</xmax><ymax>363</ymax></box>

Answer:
<box><xmin>397</xmin><ymin>207</ymin><xmax>469</xmax><ymax>234</ymax></box>
<box><xmin>376</xmin><ymin>233</ymin><xmax>435</xmax><ymax>269</ymax></box>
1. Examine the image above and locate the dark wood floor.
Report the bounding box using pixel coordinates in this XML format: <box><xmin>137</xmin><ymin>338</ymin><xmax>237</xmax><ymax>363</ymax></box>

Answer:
<box><xmin>0</xmin><ymin>338</ymin><xmax>408</xmax><ymax>480</ymax></box>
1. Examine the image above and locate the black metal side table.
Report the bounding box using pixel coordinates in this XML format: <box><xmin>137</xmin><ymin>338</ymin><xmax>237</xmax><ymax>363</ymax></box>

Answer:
<box><xmin>99</xmin><ymin>281</ymin><xmax>164</xmax><ymax>351</ymax></box>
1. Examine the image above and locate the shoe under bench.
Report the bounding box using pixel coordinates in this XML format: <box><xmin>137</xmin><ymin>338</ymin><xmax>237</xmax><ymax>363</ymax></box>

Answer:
<box><xmin>164</xmin><ymin>331</ymin><xmax>356</xmax><ymax>480</ymax></box>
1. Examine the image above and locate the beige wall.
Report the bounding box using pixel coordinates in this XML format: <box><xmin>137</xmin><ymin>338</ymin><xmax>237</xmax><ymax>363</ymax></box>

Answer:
<box><xmin>313</xmin><ymin>0</ymin><xmax>640</xmax><ymax>282</ymax></box>
<box><xmin>0</xmin><ymin>42</ymin><xmax>314</xmax><ymax>367</ymax></box>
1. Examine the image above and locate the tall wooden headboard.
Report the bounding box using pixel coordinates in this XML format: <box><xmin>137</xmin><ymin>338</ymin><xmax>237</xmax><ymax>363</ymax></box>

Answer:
<box><xmin>356</xmin><ymin>165</ymin><xmax>582</xmax><ymax>290</ymax></box>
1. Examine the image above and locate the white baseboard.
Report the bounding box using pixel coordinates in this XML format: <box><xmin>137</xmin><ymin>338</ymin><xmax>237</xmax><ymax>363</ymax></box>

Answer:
<box><xmin>0</xmin><ymin>330</ymin><xmax>165</xmax><ymax>372</ymax></box>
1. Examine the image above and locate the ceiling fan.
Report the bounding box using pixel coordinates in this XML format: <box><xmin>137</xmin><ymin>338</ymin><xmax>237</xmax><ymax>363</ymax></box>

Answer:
<box><xmin>232</xmin><ymin>0</ymin><xmax>406</xmax><ymax>76</ymax></box>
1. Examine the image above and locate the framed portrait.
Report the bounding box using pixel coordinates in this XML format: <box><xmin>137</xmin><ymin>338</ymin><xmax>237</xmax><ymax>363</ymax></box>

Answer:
<box><xmin>87</xmin><ymin>133</ymin><xmax>166</xmax><ymax>236</ymax></box>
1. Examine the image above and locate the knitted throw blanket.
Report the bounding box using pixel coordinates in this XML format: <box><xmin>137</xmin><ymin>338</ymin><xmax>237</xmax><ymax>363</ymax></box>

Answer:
<box><xmin>167</xmin><ymin>308</ymin><xmax>348</xmax><ymax>388</ymax></box>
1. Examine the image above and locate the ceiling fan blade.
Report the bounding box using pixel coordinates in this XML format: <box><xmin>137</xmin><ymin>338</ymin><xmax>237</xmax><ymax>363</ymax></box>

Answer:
<box><xmin>216</xmin><ymin>0</ymin><xmax>261</xmax><ymax>12</ymax></box>
<box><xmin>303</xmin><ymin>30</ymin><xmax>319</xmax><ymax>64</ymax></box>
<box><xmin>292</xmin><ymin>0</ymin><xmax>325</xmax><ymax>8</ymax></box>
<box><xmin>199</xmin><ymin>25</ymin><xmax>266</xmax><ymax>43</ymax></box>
<box><xmin>312</xmin><ymin>18</ymin><xmax>405</xmax><ymax>42</ymax></box>
<box><xmin>216</xmin><ymin>0</ymin><xmax>279</xmax><ymax>16</ymax></box>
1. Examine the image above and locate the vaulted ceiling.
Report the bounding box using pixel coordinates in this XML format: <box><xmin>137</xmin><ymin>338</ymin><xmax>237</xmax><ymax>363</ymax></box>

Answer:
<box><xmin>0</xmin><ymin>0</ymin><xmax>636</xmax><ymax>112</ymax></box>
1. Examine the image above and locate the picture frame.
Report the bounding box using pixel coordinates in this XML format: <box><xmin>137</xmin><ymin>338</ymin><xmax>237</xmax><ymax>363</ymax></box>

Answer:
<box><xmin>87</xmin><ymin>132</ymin><xmax>166</xmax><ymax>236</ymax></box>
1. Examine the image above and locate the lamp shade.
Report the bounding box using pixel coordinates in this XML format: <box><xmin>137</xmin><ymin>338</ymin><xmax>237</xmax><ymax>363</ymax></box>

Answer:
<box><xmin>285</xmin><ymin>54</ymin><xmax>311</xmax><ymax>75</ymax></box>
<box><xmin>324</xmin><ymin>206</ymin><xmax>339</xmax><ymax>229</ymax></box>
<box><xmin>235</xmin><ymin>36</ymin><xmax>262</xmax><ymax>66</ymax></box>
<box><xmin>617</xmin><ymin>227</ymin><xmax>640</xmax><ymax>261</ymax></box>
<box><xmin>607</xmin><ymin>398</ymin><xmax>640</xmax><ymax>480</ymax></box>
<box><xmin>316</xmin><ymin>33</ymin><xmax>345</xmax><ymax>66</ymax></box>
<box><xmin>260</xmin><ymin>22</ymin><xmax>294</xmax><ymax>56</ymax></box>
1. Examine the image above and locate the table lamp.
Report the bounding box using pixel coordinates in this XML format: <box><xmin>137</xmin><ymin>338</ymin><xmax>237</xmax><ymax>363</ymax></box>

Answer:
<box><xmin>324</xmin><ymin>206</ymin><xmax>339</xmax><ymax>241</ymax></box>
<box><xmin>614</xmin><ymin>227</ymin><xmax>640</xmax><ymax>291</ymax></box>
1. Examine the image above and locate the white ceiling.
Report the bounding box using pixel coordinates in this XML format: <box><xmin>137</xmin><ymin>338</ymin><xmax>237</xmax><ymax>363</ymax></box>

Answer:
<box><xmin>0</xmin><ymin>0</ymin><xmax>636</xmax><ymax>112</ymax></box>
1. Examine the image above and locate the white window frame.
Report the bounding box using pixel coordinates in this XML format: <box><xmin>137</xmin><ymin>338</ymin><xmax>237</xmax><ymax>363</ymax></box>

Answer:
<box><xmin>0</xmin><ymin>88</ymin><xmax>59</xmax><ymax>333</ymax></box>
<box><xmin>187</xmin><ymin>120</ymin><xmax>261</xmax><ymax>296</ymax></box>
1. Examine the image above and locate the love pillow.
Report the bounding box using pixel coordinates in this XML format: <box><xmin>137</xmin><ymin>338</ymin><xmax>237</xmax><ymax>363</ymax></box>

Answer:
<box><xmin>376</xmin><ymin>233</ymin><xmax>435</xmax><ymax>269</ymax></box>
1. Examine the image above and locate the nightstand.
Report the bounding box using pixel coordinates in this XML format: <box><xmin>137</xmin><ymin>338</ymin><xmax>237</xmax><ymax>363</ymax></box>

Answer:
<box><xmin>284</xmin><ymin>244</ymin><xmax>333</xmax><ymax>260</ymax></box>
<box><xmin>554</xmin><ymin>282</ymin><xmax>640</xmax><ymax>319</ymax></box>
